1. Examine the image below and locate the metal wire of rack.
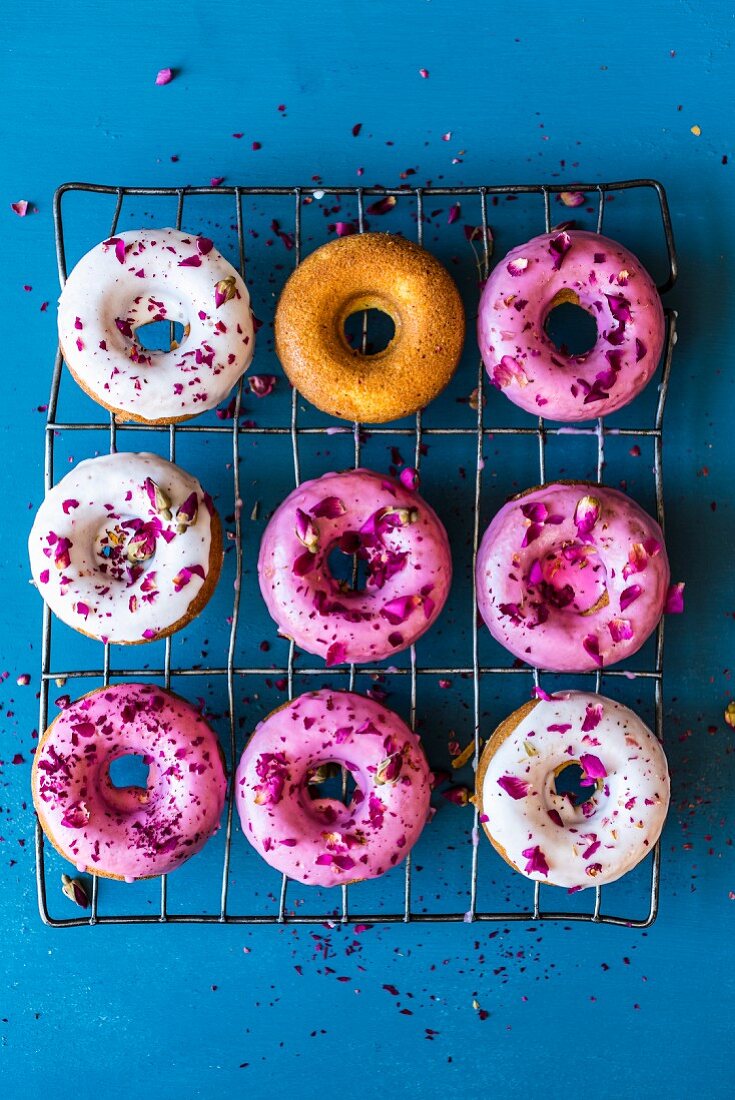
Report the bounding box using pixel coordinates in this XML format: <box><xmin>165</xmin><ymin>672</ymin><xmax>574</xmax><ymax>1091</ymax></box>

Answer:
<box><xmin>34</xmin><ymin>179</ymin><xmax>678</xmax><ymax>928</ymax></box>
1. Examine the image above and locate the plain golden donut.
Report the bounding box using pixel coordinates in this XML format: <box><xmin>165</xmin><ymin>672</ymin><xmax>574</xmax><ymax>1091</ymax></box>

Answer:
<box><xmin>274</xmin><ymin>232</ymin><xmax>465</xmax><ymax>423</ymax></box>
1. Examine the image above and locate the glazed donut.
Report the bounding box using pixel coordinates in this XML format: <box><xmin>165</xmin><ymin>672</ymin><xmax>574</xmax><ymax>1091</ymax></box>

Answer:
<box><xmin>476</xmin><ymin>690</ymin><xmax>669</xmax><ymax>888</ymax></box>
<box><xmin>274</xmin><ymin>233</ymin><xmax>465</xmax><ymax>423</ymax></box>
<box><xmin>58</xmin><ymin>228</ymin><xmax>255</xmax><ymax>423</ymax></box>
<box><xmin>28</xmin><ymin>452</ymin><xmax>223</xmax><ymax>644</ymax></box>
<box><xmin>258</xmin><ymin>468</ymin><xmax>452</xmax><ymax>665</ymax></box>
<box><xmin>477</xmin><ymin>229</ymin><xmax>664</xmax><ymax>421</ymax></box>
<box><xmin>235</xmin><ymin>689</ymin><xmax>431</xmax><ymax>887</ymax></box>
<box><xmin>32</xmin><ymin>683</ymin><xmax>227</xmax><ymax>881</ymax></box>
<box><xmin>476</xmin><ymin>482</ymin><xmax>669</xmax><ymax>671</ymax></box>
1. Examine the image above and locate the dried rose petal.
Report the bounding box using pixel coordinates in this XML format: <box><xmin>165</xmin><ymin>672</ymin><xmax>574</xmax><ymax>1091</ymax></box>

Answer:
<box><xmin>492</xmin><ymin>354</ymin><xmax>529</xmax><ymax>390</ymax></box>
<box><xmin>155</xmin><ymin>68</ymin><xmax>174</xmax><ymax>85</ymax></box>
<box><xmin>548</xmin><ymin>230</ymin><xmax>572</xmax><ymax>271</ymax></box>
<box><xmin>197</xmin><ymin>236</ymin><xmax>214</xmax><ymax>255</ymax></box>
<box><xmin>214</xmin><ymin>276</ymin><xmax>237</xmax><ymax>308</ymax></box>
<box><xmin>622</xmin><ymin>542</ymin><xmax>648</xmax><ymax>579</ymax></box>
<box><xmin>447</xmin><ymin>203</ymin><xmax>461</xmax><ymax>225</ymax></box>
<box><xmin>581</xmin><ymin>702</ymin><xmax>603</xmax><ymax>732</ymax></box>
<box><xmin>497</xmin><ymin>775</ymin><xmax>530</xmax><ymax>799</ymax></box>
<box><xmin>532</xmin><ymin>686</ymin><xmax>553</xmax><ymax>702</ymax></box>
<box><xmin>334</xmin><ymin>221</ymin><xmax>358</xmax><ymax>237</ymax></box>
<box><xmin>608</xmin><ymin>617</ymin><xmax>634</xmax><ymax>642</ymax></box>
<box><xmin>620</xmin><ymin>584</ymin><xmax>643</xmax><ymax>611</ymax></box>
<box><xmin>325</xmin><ymin>641</ymin><xmax>347</xmax><ymax>667</ymax></box>
<box><xmin>375</xmin><ymin>752</ymin><xmax>403</xmax><ymax>785</ymax></box>
<box><xmin>380</xmin><ymin>594</ymin><xmax>422</xmax><ymax>626</ymax></box>
<box><xmin>295</xmin><ymin>508</ymin><xmax>319</xmax><ymax>552</ymax></box>
<box><xmin>249</xmin><ymin>374</ymin><xmax>276</xmax><ymax>398</ymax></box>
<box><xmin>664</xmin><ymin>582</ymin><xmax>685</xmax><ymax>614</ymax></box>
<box><xmin>311</xmin><ymin>496</ymin><xmax>346</xmax><ymax>519</ymax></box>
<box><xmin>507</xmin><ymin>257</ymin><xmax>529</xmax><ymax>276</ymax></box>
<box><xmin>521</xmin><ymin>845</ymin><xmax>549</xmax><ymax>876</ymax></box>
<box><xmin>61</xmin><ymin>801</ymin><xmax>90</xmax><ymax>829</ymax></box>
<box><xmin>367</xmin><ymin>195</ymin><xmax>397</xmax><ymax>216</ymax></box>
<box><xmin>574</xmin><ymin>494</ymin><xmax>601</xmax><ymax>537</ymax></box>
<box><xmin>61</xmin><ymin>873</ymin><xmax>90</xmax><ymax>908</ymax></box>
<box><xmin>724</xmin><ymin>702</ymin><xmax>735</xmax><ymax>729</ymax></box>
<box><xmin>144</xmin><ymin>477</ymin><xmax>172</xmax><ymax>518</ymax></box>
<box><xmin>582</xmin><ymin>633</ymin><xmax>603</xmax><ymax>667</ymax></box>
<box><xmin>399</xmin><ymin>467</ymin><xmax>419</xmax><ymax>491</ymax></box>
<box><xmin>175</xmin><ymin>492</ymin><xmax>198</xmax><ymax>532</ymax></box>
<box><xmin>104</xmin><ymin>237</ymin><xmax>126</xmax><ymax>264</ymax></box>
<box><xmin>441</xmin><ymin>785</ymin><xmax>471</xmax><ymax>806</ymax></box>
<box><xmin>579</xmin><ymin>752</ymin><xmax>607</xmax><ymax>780</ymax></box>
<box><xmin>11</xmin><ymin>200</ymin><xmax>29</xmax><ymax>217</ymax></box>
<box><xmin>560</xmin><ymin>191</ymin><xmax>585</xmax><ymax>207</ymax></box>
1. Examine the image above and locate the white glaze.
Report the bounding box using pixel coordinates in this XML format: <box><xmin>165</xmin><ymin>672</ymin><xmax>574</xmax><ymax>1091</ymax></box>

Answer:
<box><xmin>58</xmin><ymin>228</ymin><xmax>255</xmax><ymax>421</ymax></box>
<box><xmin>28</xmin><ymin>452</ymin><xmax>218</xmax><ymax>643</ymax></box>
<box><xmin>479</xmin><ymin>691</ymin><xmax>669</xmax><ymax>888</ymax></box>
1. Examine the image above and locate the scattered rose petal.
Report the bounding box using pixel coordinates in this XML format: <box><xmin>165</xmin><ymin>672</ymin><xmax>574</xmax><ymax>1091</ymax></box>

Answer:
<box><xmin>507</xmin><ymin>257</ymin><xmax>529</xmax><ymax>276</ymax></box>
<box><xmin>155</xmin><ymin>68</ymin><xmax>174</xmax><ymax>85</ymax></box>
<box><xmin>399</xmin><ymin>467</ymin><xmax>419</xmax><ymax>491</ymax></box>
<box><xmin>620</xmin><ymin>584</ymin><xmax>643</xmax><ymax>611</ymax></box>
<box><xmin>326</xmin><ymin>641</ymin><xmax>347</xmax><ymax>667</ymax></box>
<box><xmin>497</xmin><ymin>775</ymin><xmax>530</xmax><ymax>799</ymax></box>
<box><xmin>521</xmin><ymin>845</ymin><xmax>549</xmax><ymax>876</ymax></box>
<box><xmin>574</xmin><ymin>494</ymin><xmax>601</xmax><ymax>537</ymax></box>
<box><xmin>608</xmin><ymin>617</ymin><xmax>634</xmax><ymax>642</ymax></box>
<box><xmin>367</xmin><ymin>195</ymin><xmax>397</xmax><ymax>215</ymax></box>
<box><xmin>249</xmin><ymin>374</ymin><xmax>276</xmax><ymax>397</ymax></box>
<box><xmin>664</xmin><ymin>582</ymin><xmax>685</xmax><ymax>614</ymax></box>
<box><xmin>11</xmin><ymin>200</ymin><xmax>29</xmax><ymax>217</ymax></box>
<box><xmin>583</xmin><ymin>633</ymin><xmax>603</xmax><ymax>667</ymax></box>
<box><xmin>581</xmin><ymin>702</ymin><xmax>603</xmax><ymax>732</ymax></box>
<box><xmin>548</xmin><ymin>230</ymin><xmax>572</xmax><ymax>270</ymax></box>
<box><xmin>560</xmin><ymin>191</ymin><xmax>585</xmax><ymax>207</ymax></box>
<box><xmin>580</xmin><ymin>752</ymin><xmax>607</xmax><ymax>780</ymax></box>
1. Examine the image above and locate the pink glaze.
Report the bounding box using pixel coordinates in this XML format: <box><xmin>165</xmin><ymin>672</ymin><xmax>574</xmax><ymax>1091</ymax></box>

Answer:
<box><xmin>257</xmin><ymin>468</ymin><xmax>452</xmax><ymax>665</ymax></box>
<box><xmin>32</xmin><ymin>683</ymin><xmax>226</xmax><ymax>881</ymax></box>
<box><xmin>476</xmin><ymin>483</ymin><xmax>670</xmax><ymax>672</ymax></box>
<box><xmin>235</xmin><ymin>689</ymin><xmax>431</xmax><ymax>887</ymax></box>
<box><xmin>478</xmin><ymin>229</ymin><xmax>665</xmax><ymax>422</ymax></box>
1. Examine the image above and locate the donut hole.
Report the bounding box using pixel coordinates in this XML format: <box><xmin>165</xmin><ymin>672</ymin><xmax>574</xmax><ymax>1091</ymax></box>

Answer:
<box><xmin>108</xmin><ymin>753</ymin><xmax>150</xmax><ymax>791</ymax></box>
<box><xmin>306</xmin><ymin>761</ymin><xmax>359</xmax><ymax>807</ymax></box>
<box><xmin>553</xmin><ymin>762</ymin><xmax>599</xmax><ymax>807</ymax></box>
<box><xmin>544</xmin><ymin>297</ymin><xmax>598</xmax><ymax>358</ymax></box>
<box><xmin>343</xmin><ymin>308</ymin><xmax>396</xmax><ymax>356</ymax></box>
<box><xmin>135</xmin><ymin>319</ymin><xmax>187</xmax><ymax>353</ymax></box>
<box><xmin>327</xmin><ymin>543</ymin><xmax>370</xmax><ymax>593</ymax></box>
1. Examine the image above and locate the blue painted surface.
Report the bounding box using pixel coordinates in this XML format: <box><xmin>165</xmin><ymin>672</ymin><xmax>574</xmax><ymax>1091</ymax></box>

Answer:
<box><xmin>1</xmin><ymin>1</ymin><xmax>733</xmax><ymax>1095</ymax></box>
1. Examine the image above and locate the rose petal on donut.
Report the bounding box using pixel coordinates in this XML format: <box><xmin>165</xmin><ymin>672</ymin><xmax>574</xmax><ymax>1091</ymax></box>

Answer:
<box><xmin>214</xmin><ymin>276</ymin><xmax>238</xmax><ymax>308</ymax></box>
<box><xmin>380</xmin><ymin>594</ymin><xmax>422</xmax><ymax>625</ymax></box>
<box><xmin>619</xmin><ymin>584</ymin><xmax>643</xmax><ymax>612</ymax></box>
<box><xmin>103</xmin><ymin>237</ymin><xmax>126</xmax><ymax>264</ymax></box>
<box><xmin>325</xmin><ymin>641</ymin><xmax>347</xmax><ymax>667</ymax></box>
<box><xmin>196</xmin><ymin>236</ymin><xmax>214</xmax><ymax>255</ymax></box>
<box><xmin>491</xmin><ymin>354</ymin><xmax>530</xmax><ymax>389</ymax></box>
<box><xmin>579</xmin><ymin>752</ymin><xmax>607</xmax><ymax>780</ymax></box>
<box><xmin>622</xmin><ymin>542</ymin><xmax>648</xmax><ymax>579</ymax></box>
<box><xmin>295</xmin><ymin>508</ymin><xmax>320</xmax><ymax>552</ymax></box>
<box><xmin>582</xmin><ymin>633</ymin><xmax>603</xmax><ymax>667</ymax></box>
<box><xmin>532</xmin><ymin>686</ymin><xmax>553</xmax><ymax>702</ymax></box>
<box><xmin>497</xmin><ymin>775</ymin><xmax>530</xmax><ymax>799</ymax></box>
<box><xmin>178</xmin><ymin>254</ymin><xmax>202</xmax><ymax>268</ymax></box>
<box><xmin>635</xmin><ymin>338</ymin><xmax>647</xmax><ymax>362</ymax></box>
<box><xmin>581</xmin><ymin>702</ymin><xmax>604</xmax><ymax>732</ymax></box>
<box><xmin>172</xmin><ymin>564</ymin><xmax>206</xmax><ymax>592</ymax></box>
<box><xmin>548</xmin><ymin>230</ymin><xmax>572</xmax><ymax>271</ymax></box>
<box><xmin>574</xmin><ymin>494</ymin><xmax>601</xmax><ymax>537</ymax></box>
<box><xmin>664</xmin><ymin>582</ymin><xmax>685</xmax><ymax>614</ymax></box>
<box><xmin>375</xmin><ymin>752</ymin><xmax>403</xmax><ymax>785</ymax></box>
<box><xmin>175</xmin><ymin>492</ymin><xmax>198</xmax><ymax>531</ymax></box>
<box><xmin>62</xmin><ymin>498</ymin><xmax>79</xmax><ymax>514</ymax></box>
<box><xmin>507</xmin><ymin>257</ymin><xmax>529</xmax><ymax>276</ymax></box>
<box><xmin>60</xmin><ymin>800</ymin><xmax>90</xmax><ymax>829</ymax></box>
<box><xmin>311</xmin><ymin>496</ymin><xmax>346</xmax><ymax>519</ymax></box>
<box><xmin>399</xmin><ymin>467</ymin><xmax>420</xmax><ymax>491</ymax></box>
<box><xmin>608</xmin><ymin>617</ymin><xmax>634</xmax><ymax>642</ymax></box>
<box><xmin>521</xmin><ymin>845</ymin><xmax>549</xmax><ymax>876</ymax></box>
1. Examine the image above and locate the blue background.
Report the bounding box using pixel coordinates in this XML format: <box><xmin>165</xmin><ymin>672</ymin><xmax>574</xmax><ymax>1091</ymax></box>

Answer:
<box><xmin>1</xmin><ymin>1</ymin><xmax>733</xmax><ymax>1095</ymax></box>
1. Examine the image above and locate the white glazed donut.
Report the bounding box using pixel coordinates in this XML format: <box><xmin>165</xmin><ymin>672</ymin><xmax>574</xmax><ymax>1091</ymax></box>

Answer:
<box><xmin>58</xmin><ymin>228</ymin><xmax>255</xmax><ymax>423</ymax></box>
<box><xmin>28</xmin><ymin>452</ymin><xmax>223</xmax><ymax>644</ymax></box>
<box><xmin>477</xmin><ymin>690</ymin><xmax>669</xmax><ymax>889</ymax></box>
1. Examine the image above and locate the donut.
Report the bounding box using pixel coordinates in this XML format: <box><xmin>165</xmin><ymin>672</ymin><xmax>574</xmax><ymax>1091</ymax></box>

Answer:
<box><xmin>476</xmin><ymin>690</ymin><xmax>670</xmax><ymax>888</ymax></box>
<box><xmin>32</xmin><ymin>683</ymin><xmax>227</xmax><ymax>881</ymax></box>
<box><xmin>28</xmin><ymin>452</ymin><xmax>223</xmax><ymax>645</ymax></box>
<box><xmin>476</xmin><ymin>482</ymin><xmax>669</xmax><ymax>672</ymax></box>
<box><xmin>57</xmin><ymin>228</ymin><xmax>255</xmax><ymax>423</ymax></box>
<box><xmin>274</xmin><ymin>233</ymin><xmax>465</xmax><ymax>423</ymax></box>
<box><xmin>477</xmin><ymin>229</ymin><xmax>664</xmax><ymax>421</ymax></box>
<box><xmin>258</xmin><ymin>468</ymin><xmax>452</xmax><ymax>665</ymax></box>
<box><xmin>235</xmin><ymin>689</ymin><xmax>431</xmax><ymax>886</ymax></box>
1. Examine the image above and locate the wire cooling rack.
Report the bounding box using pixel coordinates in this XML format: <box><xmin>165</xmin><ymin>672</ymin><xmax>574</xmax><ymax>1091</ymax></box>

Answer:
<box><xmin>35</xmin><ymin>179</ymin><xmax>678</xmax><ymax>928</ymax></box>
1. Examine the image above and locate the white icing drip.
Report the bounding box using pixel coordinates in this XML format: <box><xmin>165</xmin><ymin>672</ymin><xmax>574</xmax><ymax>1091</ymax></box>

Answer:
<box><xmin>480</xmin><ymin>691</ymin><xmax>669</xmax><ymax>888</ymax></box>
<box><xmin>57</xmin><ymin>228</ymin><xmax>255</xmax><ymax>421</ymax></box>
<box><xmin>28</xmin><ymin>452</ymin><xmax>217</xmax><ymax>643</ymax></box>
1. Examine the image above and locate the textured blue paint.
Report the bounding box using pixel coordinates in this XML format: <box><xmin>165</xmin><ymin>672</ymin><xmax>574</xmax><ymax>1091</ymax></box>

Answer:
<box><xmin>1</xmin><ymin>1</ymin><xmax>734</xmax><ymax>1095</ymax></box>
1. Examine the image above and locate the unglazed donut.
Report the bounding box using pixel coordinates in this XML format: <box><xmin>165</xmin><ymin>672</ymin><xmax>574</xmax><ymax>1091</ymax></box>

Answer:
<box><xmin>257</xmin><ymin>468</ymin><xmax>452</xmax><ymax>665</ymax></box>
<box><xmin>274</xmin><ymin>233</ymin><xmax>465</xmax><ymax>423</ymax></box>
<box><xmin>58</xmin><ymin>228</ymin><xmax>255</xmax><ymax>423</ymax></box>
<box><xmin>235</xmin><ymin>689</ymin><xmax>431</xmax><ymax>886</ymax></box>
<box><xmin>476</xmin><ymin>482</ymin><xmax>669</xmax><ymax>671</ymax></box>
<box><xmin>478</xmin><ymin>229</ymin><xmax>664</xmax><ymax>421</ymax></box>
<box><xmin>476</xmin><ymin>690</ymin><xmax>669</xmax><ymax>888</ymax></box>
<box><xmin>28</xmin><ymin>452</ymin><xmax>223</xmax><ymax>644</ymax></box>
<box><xmin>32</xmin><ymin>683</ymin><xmax>227</xmax><ymax>881</ymax></box>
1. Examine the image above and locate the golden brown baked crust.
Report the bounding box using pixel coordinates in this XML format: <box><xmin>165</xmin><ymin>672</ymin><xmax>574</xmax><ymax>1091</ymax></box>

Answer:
<box><xmin>274</xmin><ymin>233</ymin><xmax>466</xmax><ymax>423</ymax></box>
<box><xmin>475</xmin><ymin>698</ymin><xmax>540</xmax><ymax>874</ymax></box>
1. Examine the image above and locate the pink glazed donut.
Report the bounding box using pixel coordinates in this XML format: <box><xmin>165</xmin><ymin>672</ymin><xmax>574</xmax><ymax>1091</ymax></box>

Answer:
<box><xmin>477</xmin><ymin>229</ymin><xmax>665</xmax><ymax>421</ymax></box>
<box><xmin>235</xmin><ymin>689</ymin><xmax>431</xmax><ymax>887</ymax></box>
<box><xmin>257</xmin><ymin>468</ymin><xmax>452</xmax><ymax>665</ymax></box>
<box><xmin>32</xmin><ymin>683</ymin><xmax>227</xmax><ymax>881</ymax></box>
<box><xmin>476</xmin><ymin>482</ymin><xmax>670</xmax><ymax>672</ymax></box>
